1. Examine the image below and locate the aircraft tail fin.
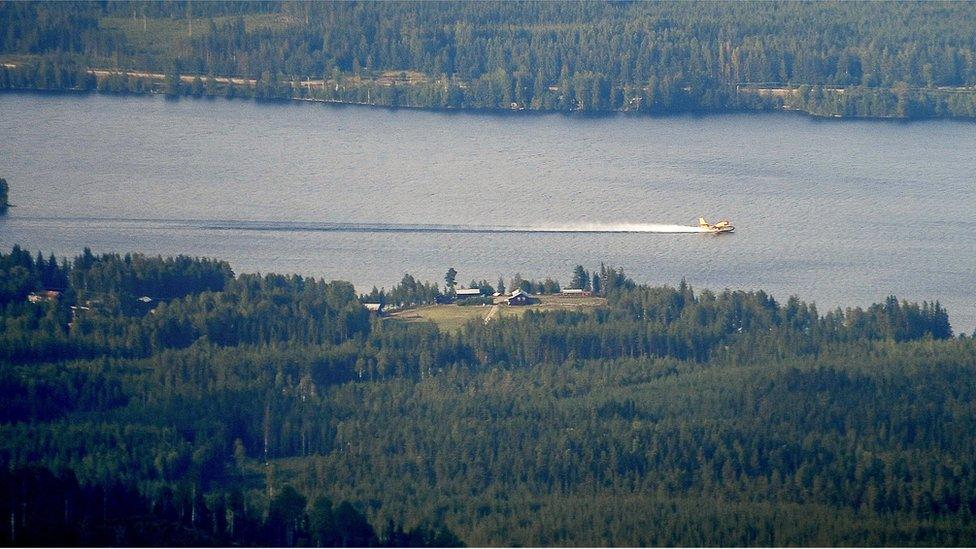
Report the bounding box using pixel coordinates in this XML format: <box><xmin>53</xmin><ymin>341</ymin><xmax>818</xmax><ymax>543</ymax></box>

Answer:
<box><xmin>698</xmin><ymin>217</ymin><xmax>709</xmax><ymax>228</ymax></box>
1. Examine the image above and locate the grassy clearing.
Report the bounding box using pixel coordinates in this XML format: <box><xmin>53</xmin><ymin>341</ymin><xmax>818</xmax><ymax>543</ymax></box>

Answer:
<box><xmin>100</xmin><ymin>17</ymin><xmax>197</xmax><ymax>57</ymax></box>
<box><xmin>100</xmin><ymin>14</ymin><xmax>291</xmax><ymax>59</ymax></box>
<box><xmin>531</xmin><ymin>293</ymin><xmax>607</xmax><ymax>311</ymax></box>
<box><xmin>389</xmin><ymin>304</ymin><xmax>492</xmax><ymax>332</ymax></box>
<box><xmin>389</xmin><ymin>294</ymin><xmax>608</xmax><ymax>332</ymax></box>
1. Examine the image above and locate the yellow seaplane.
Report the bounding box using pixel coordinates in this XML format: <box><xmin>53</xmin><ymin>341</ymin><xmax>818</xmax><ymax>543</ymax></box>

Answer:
<box><xmin>698</xmin><ymin>217</ymin><xmax>735</xmax><ymax>234</ymax></box>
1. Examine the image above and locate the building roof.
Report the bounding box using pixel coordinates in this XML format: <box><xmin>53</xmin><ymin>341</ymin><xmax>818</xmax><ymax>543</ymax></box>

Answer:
<box><xmin>456</xmin><ymin>288</ymin><xmax>482</xmax><ymax>296</ymax></box>
<box><xmin>364</xmin><ymin>303</ymin><xmax>383</xmax><ymax>311</ymax></box>
<box><xmin>33</xmin><ymin>290</ymin><xmax>61</xmax><ymax>297</ymax></box>
<box><xmin>28</xmin><ymin>290</ymin><xmax>61</xmax><ymax>302</ymax></box>
<box><xmin>561</xmin><ymin>288</ymin><xmax>586</xmax><ymax>294</ymax></box>
<box><xmin>509</xmin><ymin>289</ymin><xmax>529</xmax><ymax>298</ymax></box>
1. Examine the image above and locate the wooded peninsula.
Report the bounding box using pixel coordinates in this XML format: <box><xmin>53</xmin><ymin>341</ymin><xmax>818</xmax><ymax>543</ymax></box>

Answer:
<box><xmin>3</xmin><ymin>1</ymin><xmax>976</xmax><ymax>118</ymax></box>
<box><xmin>2</xmin><ymin>245</ymin><xmax>975</xmax><ymax>546</ymax></box>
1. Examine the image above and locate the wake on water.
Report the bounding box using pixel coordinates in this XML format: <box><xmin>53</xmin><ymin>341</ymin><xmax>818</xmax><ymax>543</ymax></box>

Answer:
<box><xmin>531</xmin><ymin>223</ymin><xmax>709</xmax><ymax>234</ymax></box>
<box><xmin>201</xmin><ymin>220</ymin><xmax>713</xmax><ymax>234</ymax></box>
<box><xmin>36</xmin><ymin>216</ymin><xmax>713</xmax><ymax>234</ymax></box>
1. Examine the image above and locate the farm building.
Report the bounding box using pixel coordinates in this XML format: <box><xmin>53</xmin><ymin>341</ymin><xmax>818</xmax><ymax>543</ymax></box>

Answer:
<box><xmin>507</xmin><ymin>289</ymin><xmax>534</xmax><ymax>306</ymax></box>
<box><xmin>560</xmin><ymin>288</ymin><xmax>592</xmax><ymax>296</ymax></box>
<box><xmin>455</xmin><ymin>288</ymin><xmax>483</xmax><ymax>298</ymax></box>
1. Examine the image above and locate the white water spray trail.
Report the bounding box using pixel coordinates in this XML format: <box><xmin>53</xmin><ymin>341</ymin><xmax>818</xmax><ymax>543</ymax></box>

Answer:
<box><xmin>194</xmin><ymin>219</ymin><xmax>713</xmax><ymax>234</ymax></box>
<box><xmin>530</xmin><ymin>223</ymin><xmax>710</xmax><ymax>233</ymax></box>
<box><xmin>34</xmin><ymin>217</ymin><xmax>714</xmax><ymax>234</ymax></box>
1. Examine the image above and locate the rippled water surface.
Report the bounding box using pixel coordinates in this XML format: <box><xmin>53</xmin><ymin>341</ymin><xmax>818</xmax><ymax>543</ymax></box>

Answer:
<box><xmin>2</xmin><ymin>93</ymin><xmax>974</xmax><ymax>331</ymax></box>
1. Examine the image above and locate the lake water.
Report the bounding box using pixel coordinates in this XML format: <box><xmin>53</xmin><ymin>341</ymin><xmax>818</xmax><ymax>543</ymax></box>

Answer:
<box><xmin>1</xmin><ymin>92</ymin><xmax>975</xmax><ymax>333</ymax></box>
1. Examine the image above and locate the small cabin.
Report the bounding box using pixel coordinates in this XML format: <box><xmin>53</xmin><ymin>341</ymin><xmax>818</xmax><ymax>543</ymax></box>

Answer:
<box><xmin>364</xmin><ymin>303</ymin><xmax>384</xmax><ymax>314</ymax></box>
<box><xmin>506</xmin><ymin>289</ymin><xmax>534</xmax><ymax>306</ymax></box>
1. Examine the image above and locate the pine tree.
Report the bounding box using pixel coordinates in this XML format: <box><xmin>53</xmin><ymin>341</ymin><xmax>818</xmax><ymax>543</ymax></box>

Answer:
<box><xmin>571</xmin><ymin>265</ymin><xmax>590</xmax><ymax>290</ymax></box>
<box><xmin>444</xmin><ymin>268</ymin><xmax>457</xmax><ymax>294</ymax></box>
<box><xmin>0</xmin><ymin>178</ymin><xmax>8</xmax><ymax>212</ymax></box>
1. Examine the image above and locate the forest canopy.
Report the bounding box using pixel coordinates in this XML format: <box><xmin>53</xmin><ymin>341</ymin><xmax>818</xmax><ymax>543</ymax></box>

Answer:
<box><xmin>2</xmin><ymin>1</ymin><xmax>976</xmax><ymax>118</ymax></box>
<box><xmin>2</xmin><ymin>245</ymin><xmax>974</xmax><ymax>546</ymax></box>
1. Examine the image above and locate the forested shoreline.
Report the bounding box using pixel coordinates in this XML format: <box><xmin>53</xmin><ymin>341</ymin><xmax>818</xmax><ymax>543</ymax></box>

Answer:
<box><xmin>3</xmin><ymin>245</ymin><xmax>976</xmax><ymax>546</ymax></box>
<box><xmin>3</xmin><ymin>1</ymin><xmax>976</xmax><ymax>118</ymax></box>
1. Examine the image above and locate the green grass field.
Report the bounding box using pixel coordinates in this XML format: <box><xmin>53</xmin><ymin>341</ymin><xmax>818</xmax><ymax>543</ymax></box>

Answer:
<box><xmin>100</xmin><ymin>14</ymin><xmax>291</xmax><ymax>60</ymax></box>
<box><xmin>389</xmin><ymin>294</ymin><xmax>607</xmax><ymax>332</ymax></box>
<box><xmin>388</xmin><ymin>304</ymin><xmax>494</xmax><ymax>331</ymax></box>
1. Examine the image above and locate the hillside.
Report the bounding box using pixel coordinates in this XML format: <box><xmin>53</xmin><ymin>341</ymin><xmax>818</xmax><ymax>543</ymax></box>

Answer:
<box><xmin>2</xmin><ymin>246</ymin><xmax>975</xmax><ymax>545</ymax></box>
<box><xmin>2</xmin><ymin>1</ymin><xmax>976</xmax><ymax>118</ymax></box>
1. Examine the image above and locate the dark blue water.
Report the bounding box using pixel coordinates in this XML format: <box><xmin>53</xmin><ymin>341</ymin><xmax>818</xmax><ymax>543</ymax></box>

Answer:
<box><xmin>1</xmin><ymin>93</ymin><xmax>974</xmax><ymax>332</ymax></box>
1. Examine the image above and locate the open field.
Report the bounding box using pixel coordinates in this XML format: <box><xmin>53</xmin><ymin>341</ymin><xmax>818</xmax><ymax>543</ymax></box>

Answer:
<box><xmin>527</xmin><ymin>293</ymin><xmax>607</xmax><ymax>309</ymax></box>
<box><xmin>389</xmin><ymin>304</ymin><xmax>494</xmax><ymax>331</ymax></box>
<box><xmin>388</xmin><ymin>294</ymin><xmax>608</xmax><ymax>331</ymax></box>
<box><xmin>100</xmin><ymin>14</ymin><xmax>292</xmax><ymax>58</ymax></box>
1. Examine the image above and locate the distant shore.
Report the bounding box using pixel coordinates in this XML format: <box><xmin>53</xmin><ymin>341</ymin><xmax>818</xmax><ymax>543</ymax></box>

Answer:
<box><xmin>4</xmin><ymin>61</ymin><xmax>976</xmax><ymax>121</ymax></box>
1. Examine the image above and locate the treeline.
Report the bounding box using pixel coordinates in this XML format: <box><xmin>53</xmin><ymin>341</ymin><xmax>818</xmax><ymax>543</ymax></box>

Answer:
<box><xmin>2</xmin><ymin>2</ymin><xmax>976</xmax><ymax>118</ymax></box>
<box><xmin>0</xmin><ymin>244</ymin><xmax>70</xmax><ymax>304</ymax></box>
<box><xmin>787</xmin><ymin>84</ymin><xmax>976</xmax><ymax>119</ymax></box>
<box><xmin>0</xmin><ymin>246</ymin><xmax>369</xmax><ymax>364</ymax></box>
<box><xmin>2</xmin><ymin>246</ymin><xmax>975</xmax><ymax>545</ymax></box>
<box><xmin>0</xmin><ymin>466</ymin><xmax>458</xmax><ymax>547</ymax></box>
